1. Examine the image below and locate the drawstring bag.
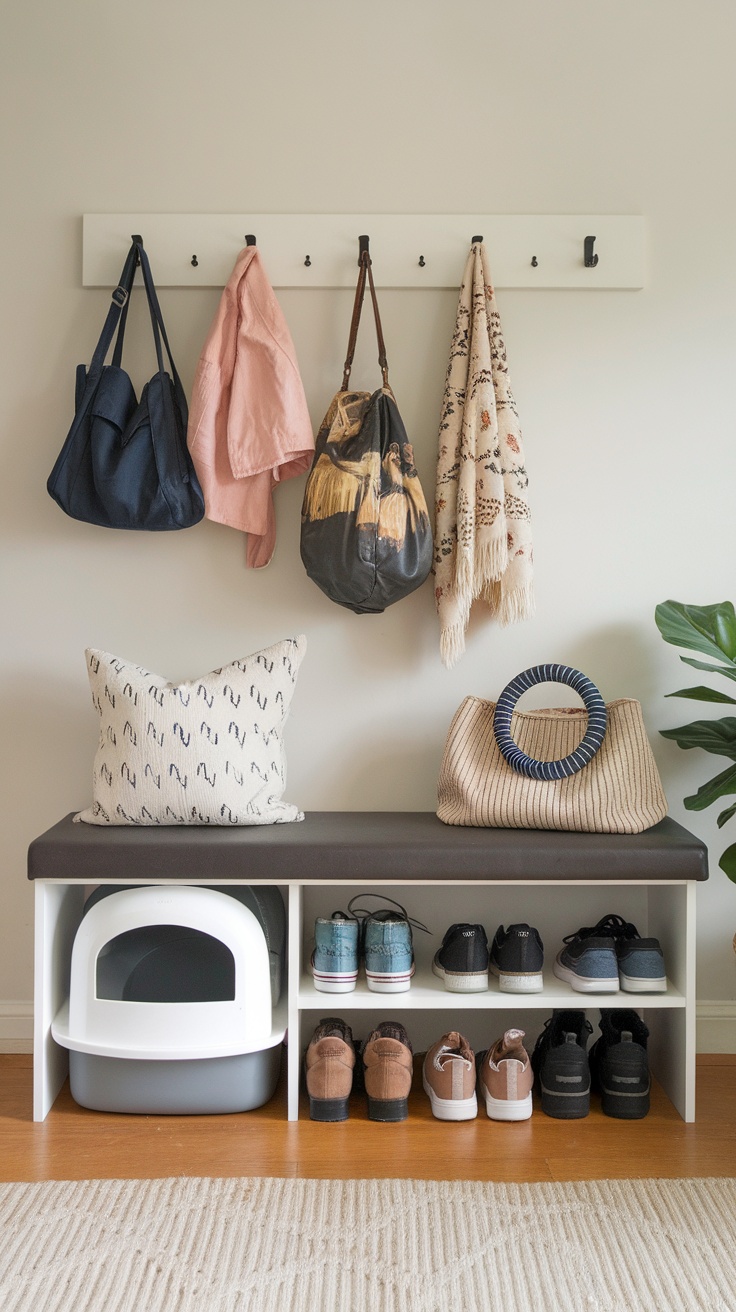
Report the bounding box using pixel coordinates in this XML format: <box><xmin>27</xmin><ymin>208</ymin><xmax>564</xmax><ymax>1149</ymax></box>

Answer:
<box><xmin>48</xmin><ymin>238</ymin><xmax>204</xmax><ymax>531</ymax></box>
<box><xmin>300</xmin><ymin>244</ymin><xmax>433</xmax><ymax>613</ymax></box>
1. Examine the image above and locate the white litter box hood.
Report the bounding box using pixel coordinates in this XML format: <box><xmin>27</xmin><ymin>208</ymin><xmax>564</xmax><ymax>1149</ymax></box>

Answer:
<box><xmin>52</xmin><ymin>886</ymin><xmax>285</xmax><ymax>1060</ymax></box>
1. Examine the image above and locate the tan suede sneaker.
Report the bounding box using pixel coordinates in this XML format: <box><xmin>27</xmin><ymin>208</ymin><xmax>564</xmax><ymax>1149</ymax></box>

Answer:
<box><xmin>422</xmin><ymin>1031</ymin><xmax>478</xmax><ymax>1121</ymax></box>
<box><xmin>362</xmin><ymin>1021</ymin><xmax>414</xmax><ymax>1121</ymax></box>
<box><xmin>304</xmin><ymin>1017</ymin><xmax>356</xmax><ymax>1121</ymax></box>
<box><xmin>478</xmin><ymin>1028</ymin><xmax>533</xmax><ymax>1121</ymax></box>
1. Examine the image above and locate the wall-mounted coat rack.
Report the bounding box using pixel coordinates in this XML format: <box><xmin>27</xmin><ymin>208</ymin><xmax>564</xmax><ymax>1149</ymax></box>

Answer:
<box><xmin>82</xmin><ymin>214</ymin><xmax>645</xmax><ymax>290</ymax></box>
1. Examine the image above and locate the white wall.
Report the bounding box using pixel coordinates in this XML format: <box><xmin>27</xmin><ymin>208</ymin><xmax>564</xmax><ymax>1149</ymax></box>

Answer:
<box><xmin>2</xmin><ymin>0</ymin><xmax>735</xmax><ymax>1050</ymax></box>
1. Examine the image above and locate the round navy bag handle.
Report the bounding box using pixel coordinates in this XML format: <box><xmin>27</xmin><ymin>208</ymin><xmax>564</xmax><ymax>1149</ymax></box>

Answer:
<box><xmin>493</xmin><ymin>664</ymin><xmax>608</xmax><ymax>781</ymax></box>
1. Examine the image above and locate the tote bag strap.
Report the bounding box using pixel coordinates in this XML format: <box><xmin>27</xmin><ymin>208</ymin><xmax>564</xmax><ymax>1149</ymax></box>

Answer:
<box><xmin>87</xmin><ymin>241</ymin><xmax>185</xmax><ymax>403</ymax></box>
<box><xmin>341</xmin><ymin>246</ymin><xmax>389</xmax><ymax>392</ymax></box>
<box><xmin>86</xmin><ymin>241</ymin><xmax>139</xmax><ymax>383</ymax></box>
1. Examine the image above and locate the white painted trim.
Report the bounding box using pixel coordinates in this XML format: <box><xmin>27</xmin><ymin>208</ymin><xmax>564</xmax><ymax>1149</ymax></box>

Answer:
<box><xmin>697</xmin><ymin>1000</ymin><xmax>736</xmax><ymax>1054</ymax></box>
<box><xmin>0</xmin><ymin>1001</ymin><xmax>33</xmax><ymax>1053</ymax></box>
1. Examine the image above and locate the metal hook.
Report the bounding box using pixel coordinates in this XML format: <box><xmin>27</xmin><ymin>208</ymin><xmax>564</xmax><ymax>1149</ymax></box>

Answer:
<box><xmin>531</xmin><ymin>255</ymin><xmax>538</xmax><ymax>267</ymax></box>
<box><xmin>472</xmin><ymin>235</ymin><xmax>483</xmax><ymax>245</ymax></box>
<box><xmin>191</xmin><ymin>255</ymin><xmax>199</xmax><ymax>267</ymax></box>
<box><xmin>584</xmin><ymin>235</ymin><xmax>599</xmax><ymax>267</ymax></box>
<box><xmin>245</xmin><ymin>234</ymin><xmax>256</xmax><ymax>247</ymax></box>
<box><xmin>304</xmin><ymin>255</ymin><xmax>311</xmax><ymax>267</ymax></box>
<box><xmin>131</xmin><ymin>234</ymin><xmax>142</xmax><ymax>267</ymax></box>
<box><xmin>358</xmin><ymin>234</ymin><xmax>370</xmax><ymax>264</ymax></box>
<box><xmin>418</xmin><ymin>255</ymin><xmax>425</xmax><ymax>267</ymax></box>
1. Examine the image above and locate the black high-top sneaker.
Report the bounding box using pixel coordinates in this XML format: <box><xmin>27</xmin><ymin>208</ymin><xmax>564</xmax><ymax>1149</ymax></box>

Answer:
<box><xmin>531</xmin><ymin>1010</ymin><xmax>593</xmax><ymax>1119</ymax></box>
<box><xmin>590</xmin><ymin>1009</ymin><xmax>651</xmax><ymax>1119</ymax></box>
<box><xmin>432</xmin><ymin>923</ymin><xmax>489</xmax><ymax>993</ymax></box>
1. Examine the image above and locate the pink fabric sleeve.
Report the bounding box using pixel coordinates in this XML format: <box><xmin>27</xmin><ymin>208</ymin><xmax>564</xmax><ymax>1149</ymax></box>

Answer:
<box><xmin>187</xmin><ymin>247</ymin><xmax>314</xmax><ymax>568</ymax></box>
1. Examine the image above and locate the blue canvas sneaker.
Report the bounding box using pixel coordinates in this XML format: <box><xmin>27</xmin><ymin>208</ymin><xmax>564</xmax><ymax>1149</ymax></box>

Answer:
<box><xmin>311</xmin><ymin>912</ymin><xmax>359</xmax><ymax>993</ymax></box>
<box><xmin>553</xmin><ymin>920</ymin><xmax>619</xmax><ymax>993</ymax></box>
<box><xmin>348</xmin><ymin>894</ymin><xmax>430</xmax><ymax>993</ymax></box>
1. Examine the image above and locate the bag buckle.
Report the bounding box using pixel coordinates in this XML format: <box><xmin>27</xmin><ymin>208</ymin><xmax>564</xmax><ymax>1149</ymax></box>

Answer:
<box><xmin>111</xmin><ymin>286</ymin><xmax>128</xmax><ymax>308</ymax></box>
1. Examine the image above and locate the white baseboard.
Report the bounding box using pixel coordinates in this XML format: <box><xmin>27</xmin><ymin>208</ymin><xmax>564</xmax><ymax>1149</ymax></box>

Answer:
<box><xmin>2</xmin><ymin>1000</ymin><xmax>735</xmax><ymax>1057</ymax></box>
<box><xmin>0</xmin><ymin>1002</ymin><xmax>34</xmax><ymax>1054</ymax></box>
<box><xmin>696</xmin><ymin>1001</ymin><xmax>736</xmax><ymax>1054</ymax></box>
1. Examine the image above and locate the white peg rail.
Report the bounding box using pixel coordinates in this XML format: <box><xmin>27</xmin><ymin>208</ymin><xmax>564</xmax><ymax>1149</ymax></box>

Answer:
<box><xmin>82</xmin><ymin>214</ymin><xmax>645</xmax><ymax>290</ymax></box>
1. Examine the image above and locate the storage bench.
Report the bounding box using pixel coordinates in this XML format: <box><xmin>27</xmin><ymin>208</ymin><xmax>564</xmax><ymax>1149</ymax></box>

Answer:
<box><xmin>28</xmin><ymin>811</ymin><xmax>708</xmax><ymax>1122</ymax></box>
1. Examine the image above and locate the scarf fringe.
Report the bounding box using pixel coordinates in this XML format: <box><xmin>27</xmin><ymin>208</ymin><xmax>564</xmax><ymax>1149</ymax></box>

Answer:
<box><xmin>453</xmin><ymin>534</ymin><xmax>508</xmax><ymax>596</ymax></box>
<box><xmin>439</xmin><ymin>580</ymin><xmax>534</xmax><ymax>668</ymax></box>
<box><xmin>482</xmin><ymin>578</ymin><xmax>536</xmax><ymax>626</ymax></box>
<box><xmin>440</xmin><ymin>623</ymin><xmax>467</xmax><ymax>670</ymax></box>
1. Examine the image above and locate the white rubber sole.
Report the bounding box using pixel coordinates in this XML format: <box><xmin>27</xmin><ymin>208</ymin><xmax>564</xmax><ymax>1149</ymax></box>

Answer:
<box><xmin>432</xmin><ymin>960</ymin><xmax>488</xmax><ymax>993</ymax></box>
<box><xmin>422</xmin><ymin>1072</ymin><xmax>477</xmax><ymax>1121</ymax></box>
<box><xmin>366</xmin><ymin>970</ymin><xmax>413</xmax><ymax>993</ymax></box>
<box><xmin>312</xmin><ymin>974</ymin><xmax>357</xmax><ymax>993</ymax></box>
<box><xmin>480</xmin><ymin>1083</ymin><xmax>533</xmax><ymax>1121</ymax></box>
<box><xmin>553</xmin><ymin>959</ymin><xmax>619</xmax><ymax>993</ymax></box>
<box><xmin>489</xmin><ymin>964</ymin><xmax>544</xmax><ymax>994</ymax></box>
<box><xmin>620</xmin><ymin>972</ymin><xmax>667</xmax><ymax>993</ymax></box>
<box><xmin>499</xmin><ymin>975</ymin><xmax>544</xmax><ymax>993</ymax></box>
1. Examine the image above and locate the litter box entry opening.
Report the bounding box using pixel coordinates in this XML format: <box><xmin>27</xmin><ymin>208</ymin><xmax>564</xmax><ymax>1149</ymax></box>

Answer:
<box><xmin>96</xmin><ymin>925</ymin><xmax>236</xmax><ymax>1003</ymax></box>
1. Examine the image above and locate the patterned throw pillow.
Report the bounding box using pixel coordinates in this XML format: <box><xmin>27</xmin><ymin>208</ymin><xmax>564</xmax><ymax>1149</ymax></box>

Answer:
<box><xmin>76</xmin><ymin>636</ymin><xmax>306</xmax><ymax>826</ymax></box>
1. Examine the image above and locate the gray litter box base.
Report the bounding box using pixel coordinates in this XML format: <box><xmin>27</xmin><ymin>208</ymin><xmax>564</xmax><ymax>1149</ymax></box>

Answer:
<box><xmin>69</xmin><ymin>1044</ymin><xmax>283</xmax><ymax>1115</ymax></box>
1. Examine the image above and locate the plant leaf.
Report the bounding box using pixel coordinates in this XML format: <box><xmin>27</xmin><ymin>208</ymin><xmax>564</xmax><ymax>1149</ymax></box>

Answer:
<box><xmin>683</xmin><ymin>762</ymin><xmax>736</xmax><ymax>810</ymax></box>
<box><xmin>718</xmin><ymin>842</ymin><xmax>736</xmax><ymax>882</ymax></box>
<box><xmin>717</xmin><ymin>801</ymin><xmax>736</xmax><ymax>828</ymax></box>
<box><xmin>655</xmin><ymin>600</ymin><xmax>736</xmax><ymax>664</ymax></box>
<box><xmin>660</xmin><ymin>717</ymin><xmax>736</xmax><ymax>760</ymax></box>
<box><xmin>679</xmin><ymin>657</ymin><xmax>736</xmax><ymax>683</ymax></box>
<box><xmin>665</xmin><ymin>686</ymin><xmax>736</xmax><ymax>704</ymax></box>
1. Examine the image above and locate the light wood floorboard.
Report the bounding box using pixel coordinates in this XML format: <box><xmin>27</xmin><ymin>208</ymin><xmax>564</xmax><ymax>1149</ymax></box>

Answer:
<box><xmin>2</xmin><ymin>1055</ymin><xmax>735</xmax><ymax>1183</ymax></box>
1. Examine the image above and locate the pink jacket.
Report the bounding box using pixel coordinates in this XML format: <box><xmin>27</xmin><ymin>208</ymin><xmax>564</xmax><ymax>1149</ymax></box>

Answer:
<box><xmin>187</xmin><ymin>246</ymin><xmax>314</xmax><ymax>568</ymax></box>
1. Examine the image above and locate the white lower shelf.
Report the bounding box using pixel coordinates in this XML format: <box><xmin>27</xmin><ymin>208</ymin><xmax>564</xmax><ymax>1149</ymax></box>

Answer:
<box><xmin>297</xmin><ymin>968</ymin><xmax>685</xmax><ymax>1010</ymax></box>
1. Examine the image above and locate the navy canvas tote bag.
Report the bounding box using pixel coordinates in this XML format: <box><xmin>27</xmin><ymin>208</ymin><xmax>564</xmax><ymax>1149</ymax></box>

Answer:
<box><xmin>48</xmin><ymin>238</ymin><xmax>204</xmax><ymax>530</ymax></box>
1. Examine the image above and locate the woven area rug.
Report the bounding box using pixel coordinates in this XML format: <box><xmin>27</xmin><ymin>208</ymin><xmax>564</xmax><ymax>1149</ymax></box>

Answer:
<box><xmin>1</xmin><ymin>1176</ymin><xmax>735</xmax><ymax>1312</ymax></box>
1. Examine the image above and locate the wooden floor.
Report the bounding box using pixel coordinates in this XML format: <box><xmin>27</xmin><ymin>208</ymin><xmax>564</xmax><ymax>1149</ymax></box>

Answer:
<box><xmin>2</xmin><ymin>1054</ymin><xmax>735</xmax><ymax>1183</ymax></box>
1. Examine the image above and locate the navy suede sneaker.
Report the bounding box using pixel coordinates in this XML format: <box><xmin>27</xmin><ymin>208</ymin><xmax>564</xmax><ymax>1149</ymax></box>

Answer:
<box><xmin>553</xmin><ymin>920</ymin><xmax>619</xmax><ymax>993</ymax></box>
<box><xmin>592</xmin><ymin>914</ymin><xmax>667</xmax><ymax>993</ymax></box>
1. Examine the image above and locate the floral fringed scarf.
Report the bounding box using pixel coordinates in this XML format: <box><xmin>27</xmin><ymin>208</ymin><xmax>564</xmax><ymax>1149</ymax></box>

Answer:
<box><xmin>433</xmin><ymin>242</ymin><xmax>534</xmax><ymax>667</ymax></box>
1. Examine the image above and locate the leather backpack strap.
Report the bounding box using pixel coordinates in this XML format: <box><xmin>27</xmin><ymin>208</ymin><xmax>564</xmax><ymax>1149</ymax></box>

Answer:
<box><xmin>341</xmin><ymin>247</ymin><xmax>389</xmax><ymax>392</ymax></box>
<box><xmin>365</xmin><ymin>254</ymin><xmax>389</xmax><ymax>389</ymax></box>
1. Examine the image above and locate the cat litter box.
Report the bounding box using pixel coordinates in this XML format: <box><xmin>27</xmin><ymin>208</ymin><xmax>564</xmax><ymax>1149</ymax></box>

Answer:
<box><xmin>51</xmin><ymin>884</ymin><xmax>286</xmax><ymax>1114</ymax></box>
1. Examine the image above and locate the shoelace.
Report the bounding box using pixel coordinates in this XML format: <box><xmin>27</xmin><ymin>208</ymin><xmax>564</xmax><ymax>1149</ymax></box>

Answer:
<box><xmin>346</xmin><ymin>893</ymin><xmax>431</xmax><ymax>949</ymax></box>
<box><xmin>562</xmin><ymin>913</ymin><xmax>636</xmax><ymax>945</ymax></box>
<box><xmin>592</xmin><ymin>913</ymin><xmax>639</xmax><ymax>939</ymax></box>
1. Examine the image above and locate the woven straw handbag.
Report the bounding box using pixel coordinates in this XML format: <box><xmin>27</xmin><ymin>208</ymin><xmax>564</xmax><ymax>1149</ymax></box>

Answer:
<box><xmin>437</xmin><ymin>665</ymin><xmax>667</xmax><ymax>834</ymax></box>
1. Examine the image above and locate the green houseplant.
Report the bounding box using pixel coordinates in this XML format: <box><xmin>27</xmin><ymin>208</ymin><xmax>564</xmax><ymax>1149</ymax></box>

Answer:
<box><xmin>655</xmin><ymin>599</ymin><xmax>736</xmax><ymax>880</ymax></box>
